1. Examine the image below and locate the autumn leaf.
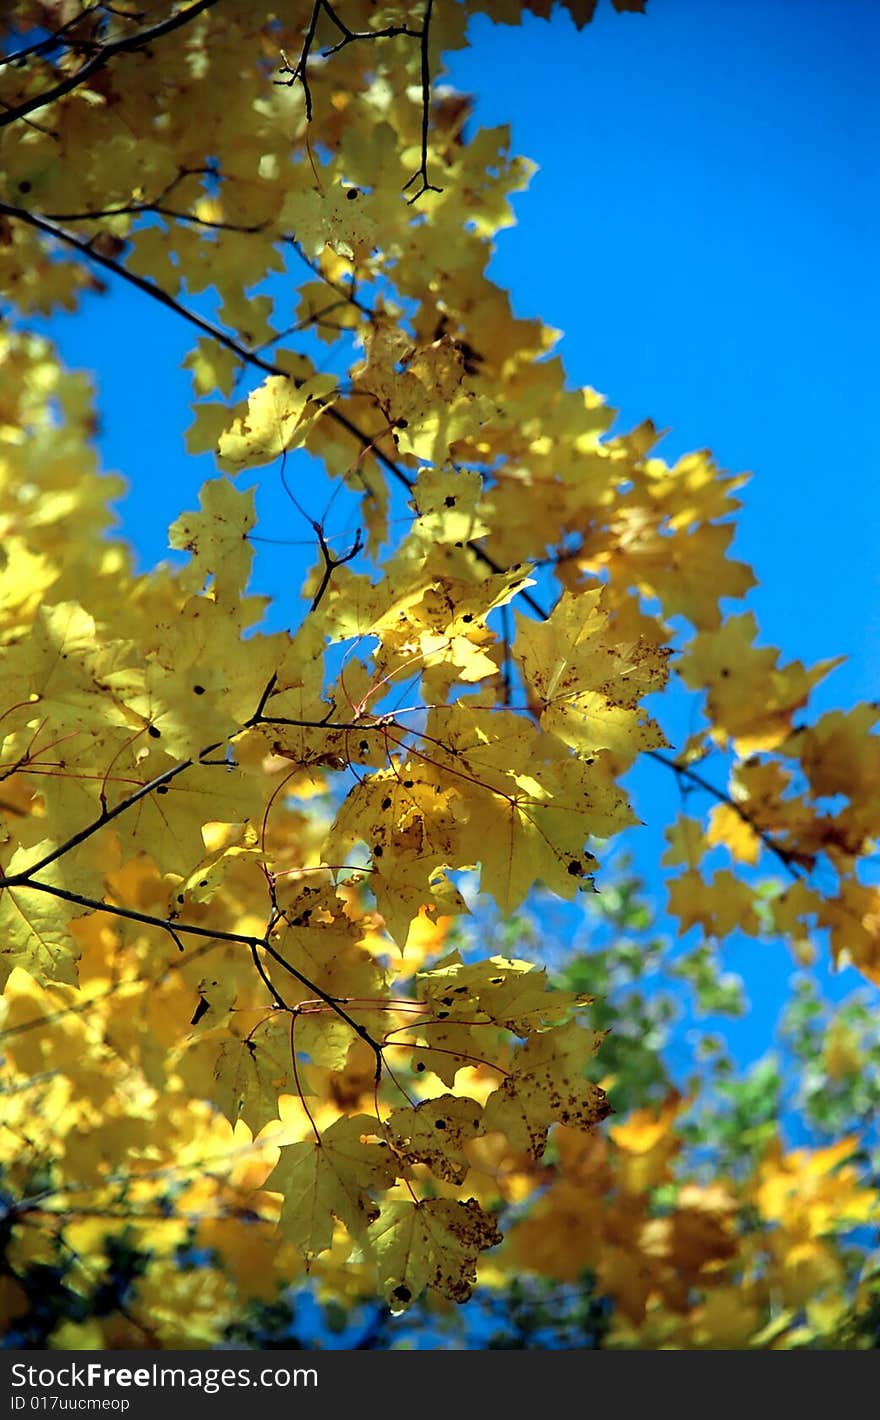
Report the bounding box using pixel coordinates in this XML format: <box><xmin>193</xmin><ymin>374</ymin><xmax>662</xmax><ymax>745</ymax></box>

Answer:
<box><xmin>384</xmin><ymin>1096</ymin><xmax>485</xmax><ymax>1185</ymax></box>
<box><xmin>265</xmin><ymin>1114</ymin><xmax>398</xmax><ymax>1261</ymax></box>
<box><xmin>369</xmin><ymin>1197</ymin><xmax>502</xmax><ymax>1312</ymax></box>
<box><xmin>483</xmin><ymin>1020</ymin><xmax>610</xmax><ymax>1158</ymax></box>
<box><xmin>168</xmin><ymin>478</ymin><xmax>257</xmax><ymax>606</ymax></box>
<box><xmin>0</xmin><ymin>845</ymin><xmax>102</xmax><ymax>988</ymax></box>
<box><xmin>0</xmin><ymin>0</ymin><xmax>876</xmax><ymax>1350</ymax></box>
<box><xmin>217</xmin><ymin>373</ymin><xmax>336</xmax><ymax>472</ymax></box>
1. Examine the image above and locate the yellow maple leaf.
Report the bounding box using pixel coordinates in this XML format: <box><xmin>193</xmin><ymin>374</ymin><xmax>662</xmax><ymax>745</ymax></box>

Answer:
<box><xmin>0</xmin><ymin>848</ymin><xmax>102</xmax><ymax>987</ymax></box>
<box><xmin>168</xmin><ymin>478</ymin><xmax>256</xmax><ymax>606</ymax></box>
<box><xmin>217</xmin><ymin>373</ymin><xmax>336</xmax><ymax>471</ymax></box>
<box><xmin>265</xmin><ymin>1114</ymin><xmax>397</xmax><ymax>1261</ymax></box>
<box><xmin>384</xmin><ymin>1096</ymin><xmax>484</xmax><ymax>1185</ymax></box>
<box><xmin>369</xmin><ymin>1197</ymin><xmax>502</xmax><ymax>1312</ymax></box>
<box><xmin>516</xmin><ymin>589</ymin><xmax>670</xmax><ymax>760</ymax></box>
<box><xmin>483</xmin><ymin>1019</ymin><xmax>608</xmax><ymax>1158</ymax></box>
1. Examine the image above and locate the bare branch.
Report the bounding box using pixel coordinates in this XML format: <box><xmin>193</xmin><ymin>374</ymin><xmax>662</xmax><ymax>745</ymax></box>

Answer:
<box><xmin>274</xmin><ymin>1</ymin><xmax>420</xmax><ymax>121</ymax></box>
<box><xmin>319</xmin><ymin>1</ymin><xmax>420</xmax><ymax>57</ymax></box>
<box><xmin>250</xmin><ymin>941</ymin><xmax>289</xmax><ymax>1010</ymax></box>
<box><xmin>284</xmin><ymin>236</ymin><xmax>375</xmax><ymax>321</ymax></box>
<box><xmin>0</xmin><ymin>755</ymin><xmax>212</xmax><ymax>887</ymax></box>
<box><xmin>311</xmin><ymin>525</ymin><xmax>363</xmax><ymax>611</ymax></box>
<box><xmin>403</xmin><ymin>0</ymin><xmax>443</xmax><ymax>204</ymax></box>
<box><xmin>0</xmin><ymin>669</ymin><xmax>287</xmax><ymax>889</ymax></box>
<box><xmin>0</xmin><ymin>199</ymin><xmax>281</xmax><ymax>378</ymax></box>
<box><xmin>0</xmin><ymin>11</ymin><xmax>106</xmax><ymax>70</ymax></box>
<box><xmin>274</xmin><ymin>2</ymin><xmax>322</xmax><ymax>122</ymax></box>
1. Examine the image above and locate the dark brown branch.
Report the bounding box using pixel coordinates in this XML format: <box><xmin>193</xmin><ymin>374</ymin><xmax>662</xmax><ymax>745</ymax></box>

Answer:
<box><xmin>403</xmin><ymin>0</ymin><xmax>442</xmax><ymax>204</ymax></box>
<box><xmin>274</xmin><ymin>3</ymin><xmax>321</xmax><ymax>122</ymax></box>
<box><xmin>0</xmin><ymin>10</ymin><xmax>108</xmax><ymax>69</ymax></box>
<box><xmin>0</xmin><ymin>670</ymin><xmax>281</xmax><ymax>888</ymax></box>
<box><xmin>0</xmin><ymin>688</ymin><xmax>391</xmax><ymax>1067</ymax></box>
<box><xmin>1</xmin><ymin>878</ymin><xmax>260</xmax><ymax>950</ymax></box>
<box><xmin>500</xmin><ymin>603</ymin><xmax>514</xmax><ymax>706</ymax></box>
<box><xmin>284</xmin><ymin>236</ymin><xmax>375</xmax><ymax>320</ymax></box>
<box><xmin>0</xmin><ymin>876</ymin><xmax>383</xmax><ymax>1074</ymax></box>
<box><xmin>311</xmin><ymin>525</ymin><xmax>363</xmax><ymax>611</ymax></box>
<box><xmin>318</xmin><ymin>2</ymin><xmax>420</xmax><ymax>57</ymax></box>
<box><xmin>250</xmin><ymin>940</ymin><xmax>289</xmax><ymax>1010</ymax></box>
<box><xmin>44</xmin><ymin>200</ymin><xmax>265</xmax><ymax>235</ymax></box>
<box><xmin>275</xmin><ymin>1</ymin><xmax>420</xmax><ymax>121</ymax></box>
<box><xmin>0</xmin><ymin>753</ymin><xmax>216</xmax><ymax>887</ymax></box>
<box><xmin>0</xmin><ymin>0</ymin><xmax>223</xmax><ymax>132</ymax></box>
<box><xmin>647</xmin><ymin>749</ymin><xmax>808</xmax><ymax>881</ymax></box>
<box><xmin>251</xmin><ymin>298</ymin><xmax>361</xmax><ymax>354</ymax></box>
<box><xmin>255</xmin><ymin>712</ymin><xmax>375</xmax><ymax>732</ymax></box>
<box><xmin>0</xmin><ymin>198</ymin><xmax>281</xmax><ymax>376</ymax></box>
<box><xmin>251</xmin><ymin>671</ymin><xmax>279</xmax><ymax>723</ymax></box>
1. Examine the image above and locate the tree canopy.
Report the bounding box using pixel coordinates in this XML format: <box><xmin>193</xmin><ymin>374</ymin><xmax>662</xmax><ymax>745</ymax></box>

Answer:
<box><xmin>0</xmin><ymin>0</ymin><xmax>878</xmax><ymax>1350</ymax></box>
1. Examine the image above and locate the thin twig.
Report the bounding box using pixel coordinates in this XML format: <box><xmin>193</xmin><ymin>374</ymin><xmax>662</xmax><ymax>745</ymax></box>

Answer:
<box><xmin>44</xmin><ymin>200</ymin><xmax>265</xmax><ymax>235</ymax></box>
<box><xmin>0</xmin><ymin>752</ymin><xmax>218</xmax><ymax>886</ymax></box>
<box><xmin>320</xmin><ymin>2</ymin><xmax>420</xmax><ymax>58</ymax></box>
<box><xmin>500</xmin><ymin>604</ymin><xmax>514</xmax><ymax>706</ymax></box>
<box><xmin>311</xmin><ymin>525</ymin><xmax>363</xmax><ymax>611</ymax></box>
<box><xmin>284</xmin><ymin>235</ymin><xmax>375</xmax><ymax>320</ymax></box>
<box><xmin>274</xmin><ymin>3</ymin><xmax>322</xmax><ymax>122</ymax></box>
<box><xmin>0</xmin><ymin>199</ymin><xmax>282</xmax><ymax>376</ymax></box>
<box><xmin>0</xmin><ymin>11</ymin><xmax>106</xmax><ymax>69</ymax></box>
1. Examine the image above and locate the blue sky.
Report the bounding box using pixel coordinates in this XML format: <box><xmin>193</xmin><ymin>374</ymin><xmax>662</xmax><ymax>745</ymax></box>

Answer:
<box><xmin>37</xmin><ymin>0</ymin><xmax>879</xmax><ymax>1073</ymax></box>
<box><xmin>451</xmin><ymin>0</ymin><xmax>880</xmax><ymax>708</ymax></box>
<box><xmin>450</xmin><ymin>0</ymin><xmax>880</xmax><ymax>1062</ymax></box>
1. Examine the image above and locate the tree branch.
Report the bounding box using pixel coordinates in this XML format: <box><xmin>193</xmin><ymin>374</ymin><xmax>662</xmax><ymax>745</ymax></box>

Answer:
<box><xmin>0</xmin><ymin>199</ymin><xmax>281</xmax><ymax>377</ymax></box>
<box><xmin>44</xmin><ymin>200</ymin><xmax>265</xmax><ymax>235</ymax></box>
<box><xmin>0</xmin><ymin>0</ymin><xmax>223</xmax><ymax>132</ymax></box>
<box><xmin>0</xmin><ymin>751</ymin><xmax>219</xmax><ymax>887</ymax></box>
<box><xmin>647</xmin><ymin>749</ymin><xmax>809</xmax><ymax>881</ymax></box>
<box><xmin>0</xmin><ymin>197</ymin><xmax>550</xmax><ymax>620</ymax></box>
<box><xmin>0</xmin><ymin>9</ymin><xmax>112</xmax><ymax>70</ymax></box>
<box><xmin>0</xmin><ymin>201</ymin><xmax>814</xmax><ymax>886</ymax></box>
<box><xmin>274</xmin><ymin>1</ymin><xmax>421</xmax><ymax>122</ymax></box>
<box><xmin>1</xmin><ymin>875</ymin><xmax>383</xmax><ymax>1077</ymax></box>
<box><xmin>403</xmin><ymin>0</ymin><xmax>442</xmax><ymax>204</ymax></box>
